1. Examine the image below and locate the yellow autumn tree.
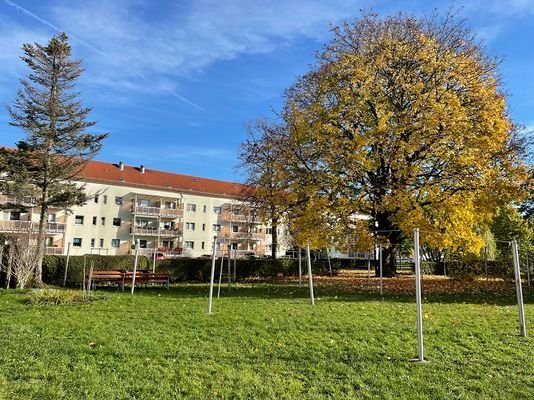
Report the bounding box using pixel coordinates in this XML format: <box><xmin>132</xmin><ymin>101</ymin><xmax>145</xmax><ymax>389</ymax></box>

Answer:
<box><xmin>277</xmin><ymin>11</ymin><xmax>529</xmax><ymax>275</ymax></box>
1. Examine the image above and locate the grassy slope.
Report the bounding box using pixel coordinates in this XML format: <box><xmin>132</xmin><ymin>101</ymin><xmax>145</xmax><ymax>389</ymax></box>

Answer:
<box><xmin>0</xmin><ymin>283</ymin><xmax>533</xmax><ymax>399</ymax></box>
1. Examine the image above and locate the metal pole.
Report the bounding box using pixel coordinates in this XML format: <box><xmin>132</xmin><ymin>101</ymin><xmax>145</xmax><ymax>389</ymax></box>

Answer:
<box><xmin>379</xmin><ymin>243</ymin><xmax>383</xmax><ymax>295</ymax></box>
<box><xmin>227</xmin><ymin>245</ymin><xmax>232</xmax><ymax>291</ymax></box>
<box><xmin>217</xmin><ymin>247</ymin><xmax>224</xmax><ymax>298</ymax></box>
<box><xmin>63</xmin><ymin>242</ymin><xmax>71</xmax><ymax>287</ymax></box>
<box><xmin>208</xmin><ymin>236</ymin><xmax>217</xmax><ymax>314</ymax></box>
<box><xmin>82</xmin><ymin>256</ymin><xmax>86</xmax><ymax>293</ymax></box>
<box><xmin>306</xmin><ymin>244</ymin><xmax>315</xmax><ymax>305</ymax></box>
<box><xmin>326</xmin><ymin>246</ymin><xmax>333</xmax><ymax>277</ymax></box>
<box><xmin>484</xmin><ymin>246</ymin><xmax>488</xmax><ymax>292</ymax></box>
<box><xmin>443</xmin><ymin>250</ymin><xmax>447</xmax><ymax>277</ymax></box>
<box><xmin>233</xmin><ymin>248</ymin><xmax>237</xmax><ymax>282</ymax></box>
<box><xmin>526</xmin><ymin>251</ymin><xmax>530</xmax><ymax>288</ymax></box>
<box><xmin>131</xmin><ymin>244</ymin><xmax>139</xmax><ymax>295</ymax></box>
<box><xmin>152</xmin><ymin>242</ymin><xmax>157</xmax><ymax>273</ymax></box>
<box><xmin>512</xmin><ymin>240</ymin><xmax>526</xmax><ymax>337</ymax></box>
<box><xmin>298</xmin><ymin>248</ymin><xmax>302</xmax><ymax>288</ymax></box>
<box><xmin>367</xmin><ymin>250</ymin><xmax>371</xmax><ymax>285</ymax></box>
<box><xmin>414</xmin><ymin>228</ymin><xmax>425</xmax><ymax>362</ymax></box>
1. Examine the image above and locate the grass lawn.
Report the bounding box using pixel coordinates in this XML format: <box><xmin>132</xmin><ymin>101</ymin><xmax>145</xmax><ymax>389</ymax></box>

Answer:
<box><xmin>0</xmin><ymin>276</ymin><xmax>533</xmax><ymax>399</ymax></box>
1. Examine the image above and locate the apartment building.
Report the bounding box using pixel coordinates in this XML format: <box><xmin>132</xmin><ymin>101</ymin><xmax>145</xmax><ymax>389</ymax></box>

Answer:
<box><xmin>0</xmin><ymin>160</ymin><xmax>291</xmax><ymax>258</ymax></box>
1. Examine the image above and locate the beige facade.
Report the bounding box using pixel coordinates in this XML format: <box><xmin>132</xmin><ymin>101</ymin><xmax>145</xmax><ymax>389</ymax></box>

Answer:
<box><xmin>0</xmin><ymin>166</ymin><xmax>290</xmax><ymax>259</ymax></box>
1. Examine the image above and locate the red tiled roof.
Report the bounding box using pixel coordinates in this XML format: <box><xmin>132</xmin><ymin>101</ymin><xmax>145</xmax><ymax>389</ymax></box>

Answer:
<box><xmin>76</xmin><ymin>160</ymin><xmax>248</xmax><ymax>198</ymax></box>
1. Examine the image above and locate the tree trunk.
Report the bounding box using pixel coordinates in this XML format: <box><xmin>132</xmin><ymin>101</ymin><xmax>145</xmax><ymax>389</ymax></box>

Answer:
<box><xmin>35</xmin><ymin>190</ymin><xmax>49</xmax><ymax>283</ymax></box>
<box><xmin>374</xmin><ymin>214</ymin><xmax>402</xmax><ymax>277</ymax></box>
<box><xmin>377</xmin><ymin>245</ymin><xmax>397</xmax><ymax>277</ymax></box>
<box><xmin>271</xmin><ymin>217</ymin><xmax>278</xmax><ymax>259</ymax></box>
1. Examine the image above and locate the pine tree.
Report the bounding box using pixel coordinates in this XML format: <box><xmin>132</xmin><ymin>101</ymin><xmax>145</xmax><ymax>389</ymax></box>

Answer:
<box><xmin>2</xmin><ymin>32</ymin><xmax>107</xmax><ymax>283</ymax></box>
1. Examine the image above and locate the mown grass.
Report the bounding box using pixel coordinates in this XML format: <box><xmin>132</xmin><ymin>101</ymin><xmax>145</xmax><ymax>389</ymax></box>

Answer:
<box><xmin>0</xmin><ymin>281</ymin><xmax>533</xmax><ymax>399</ymax></box>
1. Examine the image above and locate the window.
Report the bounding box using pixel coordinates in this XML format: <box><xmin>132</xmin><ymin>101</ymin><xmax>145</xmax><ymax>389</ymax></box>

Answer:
<box><xmin>165</xmin><ymin>201</ymin><xmax>175</xmax><ymax>209</ymax></box>
<box><xmin>99</xmin><ymin>238</ymin><xmax>104</xmax><ymax>248</ymax></box>
<box><xmin>90</xmin><ymin>238</ymin><xmax>95</xmax><ymax>248</ymax></box>
<box><xmin>138</xmin><ymin>199</ymin><xmax>150</xmax><ymax>207</ymax></box>
<box><xmin>186</xmin><ymin>222</ymin><xmax>195</xmax><ymax>231</ymax></box>
<box><xmin>139</xmin><ymin>240</ymin><xmax>147</xmax><ymax>248</ymax></box>
<box><xmin>111</xmin><ymin>239</ymin><xmax>120</xmax><ymax>248</ymax></box>
<box><xmin>266</xmin><ymin>228</ymin><xmax>272</xmax><ymax>235</ymax></box>
<box><xmin>113</xmin><ymin>218</ymin><xmax>121</xmax><ymax>226</ymax></box>
<box><xmin>186</xmin><ymin>203</ymin><xmax>196</xmax><ymax>212</ymax></box>
<box><xmin>92</xmin><ymin>216</ymin><xmax>97</xmax><ymax>225</ymax></box>
<box><xmin>185</xmin><ymin>241</ymin><xmax>194</xmax><ymax>249</ymax></box>
<box><xmin>101</xmin><ymin>217</ymin><xmax>106</xmax><ymax>226</ymax></box>
<box><xmin>202</xmin><ymin>223</ymin><xmax>206</xmax><ymax>231</ymax></box>
<box><xmin>94</xmin><ymin>195</ymin><xmax>99</xmax><ymax>204</ymax></box>
<box><xmin>115</xmin><ymin>196</ymin><xmax>122</xmax><ymax>205</ymax></box>
<box><xmin>232</xmin><ymin>225</ymin><xmax>239</xmax><ymax>233</ymax></box>
<box><xmin>203</xmin><ymin>205</ymin><xmax>207</xmax><ymax>213</ymax></box>
<box><xmin>212</xmin><ymin>224</ymin><xmax>221</xmax><ymax>232</ymax></box>
<box><xmin>162</xmin><ymin>241</ymin><xmax>174</xmax><ymax>248</ymax></box>
<box><xmin>10</xmin><ymin>211</ymin><xmax>21</xmax><ymax>221</ymax></box>
<box><xmin>213</xmin><ymin>206</ymin><xmax>221</xmax><ymax>214</ymax></box>
<box><xmin>201</xmin><ymin>242</ymin><xmax>205</xmax><ymax>250</ymax></box>
<box><xmin>48</xmin><ymin>214</ymin><xmax>56</xmax><ymax>222</ymax></box>
<box><xmin>103</xmin><ymin>195</ymin><xmax>108</xmax><ymax>204</ymax></box>
<box><xmin>74</xmin><ymin>215</ymin><xmax>84</xmax><ymax>225</ymax></box>
<box><xmin>73</xmin><ymin>238</ymin><xmax>82</xmax><ymax>247</ymax></box>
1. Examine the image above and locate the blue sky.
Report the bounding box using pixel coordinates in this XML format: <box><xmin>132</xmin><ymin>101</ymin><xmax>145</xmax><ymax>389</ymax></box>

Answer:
<box><xmin>0</xmin><ymin>0</ymin><xmax>532</xmax><ymax>182</ymax></box>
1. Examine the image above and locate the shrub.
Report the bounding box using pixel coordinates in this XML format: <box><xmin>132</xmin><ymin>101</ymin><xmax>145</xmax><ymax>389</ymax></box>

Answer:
<box><xmin>156</xmin><ymin>257</ymin><xmax>340</xmax><ymax>282</ymax></box>
<box><xmin>28</xmin><ymin>289</ymin><xmax>107</xmax><ymax>305</ymax></box>
<box><xmin>446</xmin><ymin>255</ymin><xmax>514</xmax><ymax>280</ymax></box>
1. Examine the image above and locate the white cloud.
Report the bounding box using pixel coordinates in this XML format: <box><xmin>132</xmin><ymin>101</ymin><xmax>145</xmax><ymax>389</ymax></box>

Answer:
<box><xmin>47</xmin><ymin>0</ymin><xmax>359</xmax><ymax>96</ymax></box>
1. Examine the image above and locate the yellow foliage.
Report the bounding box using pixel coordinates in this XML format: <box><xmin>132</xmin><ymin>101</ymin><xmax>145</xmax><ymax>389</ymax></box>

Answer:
<box><xmin>278</xmin><ymin>12</ymin><xmax>529</xmax><ymax>256</ymax></box>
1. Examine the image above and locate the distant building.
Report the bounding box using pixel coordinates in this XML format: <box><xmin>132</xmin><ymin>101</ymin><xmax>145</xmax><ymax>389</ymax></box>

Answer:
<box><xmin>0</xmin><ymin>160</ymin><xmax>291</xmax><ymax>258</ymax></box>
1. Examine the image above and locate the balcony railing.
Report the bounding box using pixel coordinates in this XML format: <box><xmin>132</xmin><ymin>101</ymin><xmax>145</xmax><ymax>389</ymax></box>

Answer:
<box><xmin>217</xmin><ymin>230</ymin><xmax>264</xmax><ymax>241</ymax></box>
<box><xmin>0</xmin><ymin>194</ymin><xmax>36</xmax><ymax>207</ymax></box>
<box><xmin>0</xmin><ymin>220</ymin><xmax>66</xmax><ymax>233</ymax></box>
<box><xmin>45</xmin><ymin>246</ymin><xmax>64</xmax><ymax>255</ymax></box>
<box><xmin>221</xmin><ymin>212</ymin><xmax>258</xmax><ymax>223</ymax></box>
<box><xmin>131</xmin><ymin>205</ymin><xmax>184</xmax><ymax>218</ymax></box>
<box><xmin>130</xmin><ymin>227</ymin><xmax>183</xmax><ymax>237</ymax></box>
<box><xmin>89</xmin><ymin>248</ymin><xmax>109</xmax><ymax>255</ymax></box>
<box><xmin>215</xmin><ymin>249</ymin><xmax>260</xmax><ymax>258</ymax></box>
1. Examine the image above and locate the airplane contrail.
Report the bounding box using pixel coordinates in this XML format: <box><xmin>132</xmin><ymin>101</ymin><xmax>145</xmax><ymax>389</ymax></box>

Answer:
<box><xmin>5</xmin><ymin>0</ymin><xmax>207</xmax><ymax>112</ymax></box>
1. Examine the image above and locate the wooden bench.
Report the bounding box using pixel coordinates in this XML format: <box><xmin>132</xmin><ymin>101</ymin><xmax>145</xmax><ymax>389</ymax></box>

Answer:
<box><xmin>90</xmin><ymin>270</ymin><xmax>124</xmax><ymax>290</ymax></box>
<box><xmin>124</xmin><ymin>271</ymin><xmax>170</xmax><ymax>290</ymax></box>
<box><xmin>90</xmin><ymin>270</ymin><xmax>170</xmax><ymax>291</ymax></box>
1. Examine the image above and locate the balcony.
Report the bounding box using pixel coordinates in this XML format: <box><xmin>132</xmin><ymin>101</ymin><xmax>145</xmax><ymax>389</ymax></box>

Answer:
<box><xmin>0</xmin><ymin>194</ymin><xmax>36</xmax><ymax>208</ymax></box>
<box><xmin>45</xmin><ymin>246</ymin><xmax>64</xmax><ymax>255</ymax></box>
<box><xmin>131</xmin><ymin>205</ymin><xmax>184</xmax><ymax>218</ymax></box>
<box><xmin>130</xmin><ymin>226</ymin><xmax>183</xmax><ymax>237</ymax></box>
<box><xmin>217</xmin><ymin>228</ymin><xmax>264</xmax><ymax>241</ymax></box>
<box><xmin>221</xmin><ymin>212</ymin><xmax>256</xmax><ymax>223</ymax></box>
<box><xmin>215</xmin><ymin>249</ymin><xmax>260</xmax><ymax>258</ymax></box>
<box><xmin>0</xmin><ymin>220</ymin><xmax>66</xmax><ymax>234</ymax></box>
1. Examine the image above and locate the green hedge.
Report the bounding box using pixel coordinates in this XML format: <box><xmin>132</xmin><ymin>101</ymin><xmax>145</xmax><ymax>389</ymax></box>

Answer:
<box><xmin>409</xmin><ymin>256</ymin><xmax>514</xmax><ymax>280</ymax></box>
<box><xmin>155</xmin><ymin>258</ymin><xmax>340</xmax><ymax>282</ymax></box>
<box><xmin>445</xmin><ymin>257</ymin><xmax>514</xmax><ymax>280</ymax></box>
<box><xmin>43</xmin><ymin>256</ymin><xmax>339</xmax><ymax>286</ymax></box>
<box><xmin>43</xmin><ymin>255</ymin><xmax>150</xmax><ymax>287</ymax></box>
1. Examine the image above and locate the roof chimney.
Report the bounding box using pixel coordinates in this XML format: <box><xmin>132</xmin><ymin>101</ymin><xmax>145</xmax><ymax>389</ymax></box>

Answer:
<box><xmin>140</xmin><ymin>165</ymin><xmax>145</xmax><ymax>174</ymax></box>
<box><xmin>118</xmin><ymin>161</ymin><xmax>124</xmax><ymax>171</ymax></box>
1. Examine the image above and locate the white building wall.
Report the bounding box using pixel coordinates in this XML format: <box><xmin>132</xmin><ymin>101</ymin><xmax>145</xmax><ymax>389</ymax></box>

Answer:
<box><xmin>1</xmin><ymin>181</ymin><xmax>292</xmax><ymax>258</ymax></box>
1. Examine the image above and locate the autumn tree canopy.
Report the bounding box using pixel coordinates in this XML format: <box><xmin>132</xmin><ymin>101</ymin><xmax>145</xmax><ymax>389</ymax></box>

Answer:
<box><xmin>243</xmin><ymin>11</ymin><xmax>529</xmax><ymax>274</ymax></box>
